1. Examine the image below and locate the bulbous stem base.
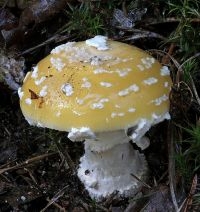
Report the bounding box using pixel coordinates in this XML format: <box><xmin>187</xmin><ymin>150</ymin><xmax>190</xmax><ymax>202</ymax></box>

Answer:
<box><xmin>77</xmin><ymin>131</ymin><xmax>148</xmax><ymax>201</ymax></box>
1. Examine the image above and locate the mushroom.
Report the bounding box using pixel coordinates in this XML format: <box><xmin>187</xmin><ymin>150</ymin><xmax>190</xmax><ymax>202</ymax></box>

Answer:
<box><xmin>18</xmin><ymin>35</ymin><xmax>172</xmax><ymax>200</ymax></box>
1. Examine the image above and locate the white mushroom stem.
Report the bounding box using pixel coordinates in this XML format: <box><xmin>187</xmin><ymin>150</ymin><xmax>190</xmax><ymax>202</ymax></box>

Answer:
<box><xmin>76</xmin><ymin>130</ymin><xmax>147</xmax><ymax>200</ymax></box>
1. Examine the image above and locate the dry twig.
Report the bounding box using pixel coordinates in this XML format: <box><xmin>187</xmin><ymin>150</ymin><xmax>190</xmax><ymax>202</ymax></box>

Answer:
<box><xmin>0</xmin><ymin>152</ymin><xmax>57</xmax><ymax>175</ymax></box>
<box><xmin>131</xmin><ymin>173</ymin><xmax>151</xmax><ymax>189</ymax></box>
<box><xmin>122</xmin><ymin>29</ymin><xmax>166</xmax><ymax>42</ymax></box>
<box><xmin>168</xmin><ymin>121</ymin><xmax>179</xmax><ymax>211</ymax></box>
<box><xmin>161</xmin><ymin>43</ymin><xmax>176</xmax><ymax>64</ymax></box>
<box><xmin>18</xmin><ymin>34</ymin><xmax>71</xmax><ymax>56</ymax></box>
<box><xmin>40</xmin><ymin>186</ymin><xmax>68</xmax><ymax>212</ymax></box>
<box><xmin>54</xmin><ymin>138</ymin><xmax>76</xmax><ymax>173</ymax></box>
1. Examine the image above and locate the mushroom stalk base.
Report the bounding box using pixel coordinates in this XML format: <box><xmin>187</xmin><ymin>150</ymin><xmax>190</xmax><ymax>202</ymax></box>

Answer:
<box><xmin>77</xmin><ymin>131</ymin><xmax>147</xmax><ymax>200</ymax></box>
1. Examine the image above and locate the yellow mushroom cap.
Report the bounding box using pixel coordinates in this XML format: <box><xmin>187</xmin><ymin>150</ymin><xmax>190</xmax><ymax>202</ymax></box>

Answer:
<box><xmin>19</xmin><ymin>36</ymin><xmax>172</xmax><ymax>132</ymax></box>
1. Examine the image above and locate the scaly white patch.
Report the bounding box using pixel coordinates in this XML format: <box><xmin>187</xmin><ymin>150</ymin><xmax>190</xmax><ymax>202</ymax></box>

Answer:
<box><xmin>93</xmin><ymin>67</ymin><xmax>131</xmax><ymax>77</ymax></box>
<box><xmin>93</xmin><ymin>68</ymin><xmax>109</xmax><ymax>74</ymax></box>
<box><xmin>36</xmin><ymin>122</ymin><xmax>43</xmax><ymax>127</ymax></box>
<box><xmin>128</xmin><ymin>119</ymin><xmax>151</xmax><ymax>150</ymax></box>
<box><xmin>160</xmin><ymin>66</ymin><xmax>170</xmax><ymax>76</ymax></box>
<box><xmin>130</xmin><ymin>119</ymin><xmax>149</xmax><ymax>140</ymax></box>
<box><xmin>31</xmin><ymin>66</ymin><xmax>38</xmax><ymax>78</ymax></box>
<box><xmin>118</xmin><ymin>84</ymin><xmax>139</xmax><ymax>96</ymax></box>
<box><xmin>151</xmin><ymin>113</ymin><xmax>160</xmax><ymax>120</ymax></box>
<box><xmin>91</xmin><ymin>55</ymin><xmax>112</xmax><ymax>66</ymax></box>
<box><xmin>100</xmin><ymin>82</ymin><xmax>112</xmax><ymax>87</ymax></box>
<box><xmin>100</xmin><ymin>98</ymin><xmax>109</xmax><ymax>103</ymax></box>
<box><xmin>69</xmin><ymin>47</ymin><xmax>112</xmax><ymax>66</ymax></box>
<box><xmin>141</xmin><ymin>57</ymin><xmax>155</xmax><ymax>69</ymax></box>
<box><xmin>91</xmin><ymin>98</ymin><xmax>109</xmax><ymax>109</ymax></box>
<box><xmin>39</xmin><ymin>85</ymin><xmax>48</xmax><ymax>97</ymax></box>
<box><xmin>118</xmin><ymin>89</ymin><xmax>129</xmax><ymax>96</ymax></box>
<box><xmin>116</xmin><ymin>68</ymin><xmax>132</xmax><ymax>77</ymax></box>
<box><xmin>68</xmin><ymin>127</ymin><xmax>96</xmax><ymax>142</ymax></box>
<box><xmin>111</xmin><ymin>112</ymin><xmax>117</xmax><ymax>118</ymax></box>
<box><xmin>50</xmin><ymin>57</ymin><xmax>65</xmax><ymax>71</ymax></box>
<box><xmin>73</xmin><ymin>110</ymin><xmax>82</xmax><ymax>116</ymax></box>
<box><xmin>61</xmin><ymin>83</ymin><xmax>74</xmax><ymax>96</ymax></box>
<box><xmin>35</xmin><ymin>76</ymin><xmax>46</xmax><ymax>85</ymax></box>
<box><xmin>69</xmin><ymin>47</ymin><xmax>90</xmax><ymax>63</ymax></box>
<box><xmin>137</xmin><ymin>57</ymin><xmax>155</xmax><ymax>70</ymax></box>
<box><xmin>81</xmin><ymin>78</ymin><xmax>91</xmax><ymax>88</ymax></box>
<box><xmin>164</xmin><ymin>82</ymin><xmax>169</xmax><ymax>87</ymax></box>
<box><xmin>76</xmin><ymin>98</ymin><xmax>84</xmax><ymax>105</ymax></box>
<box><xmin>137</xmin><ymin>64</ymin><xmax>145</xmax><ymax>71</ymax></box>
<box><xmin>18</xmin><ymin>87</ymin><xmax>24</xmax><ymax>99</ymax></box>
<box><xmin>122</xmin><ymin>58</ymin><xmax>133</xmax><ymax>62</ymax></box>
<box><xmin>51</xmin><ymin>42</ymin><xmax>75</xmax><ymax>54</ymax></box>
<box><xmin>143</xmin><ymin>77</ymin><xmax>158</xmax><ymax>85</ymax></box>
<box><xmin>90</xmin><ymin>56</ymin><xmax>102</xmax><ymax>66</ymax></box>
<box><xmin>85</xmin><ymin>35</ymin><xmax>109</xmax><ymax>51</ymax></box>
<box><xmin>25</xmin><ymin>98</ymin><xmax>32</xmax><ymax>105</ymax></box>
<box><xmin>151</xmin><ymin>94</ymin><xmax>168</xmax><ymax>105</ymax></box>
<box><xmin>91</xmin><ymin>102</ymin><xmax>104</xmax><ymax>109</ymax></box>
<box><xmin>151</xmin><ymin>112</ymin><xmax>171</xmax><ymax>123</ymax></box>
<box><xmin>111</xmin><ymin>112</ymin><xmax>125</xmax><ymax>118</ymax></box>
<box><xmin>56</xmin><ymin>111</ymin><xmax>61</xmax><ymax>117</ymax></box>
<box><xmin>118</xmin><ymin>112</ymin><xmax>125</xmax><ymax>116</ymax></box>
<box><xmin>141</xmin><ymin>58</ymin><xmax>147</xmax><ymax>64</ymax></box>
<box><xmin>106</xmin><ymin>57</ymin><xmax>122</xmax><ymax>66</ymax></box>
<box><xmin>128</xmin><ymin>107</ymin><xmax>136</xmax><ymax>112</ymax></box>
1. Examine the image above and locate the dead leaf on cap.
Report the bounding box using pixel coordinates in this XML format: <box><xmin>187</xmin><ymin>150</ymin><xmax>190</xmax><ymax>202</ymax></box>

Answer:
<box><xmin>28</xmin><ymin>89</ymin><xmax>39</xmax><ymax>99</ymax></box>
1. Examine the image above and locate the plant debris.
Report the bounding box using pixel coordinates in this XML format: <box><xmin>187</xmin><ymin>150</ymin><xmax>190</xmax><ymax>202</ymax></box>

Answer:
<box><xmin>0</xmin><ymin>51</ymin><xmax>25</xmax><ymax>90</ymax></box>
